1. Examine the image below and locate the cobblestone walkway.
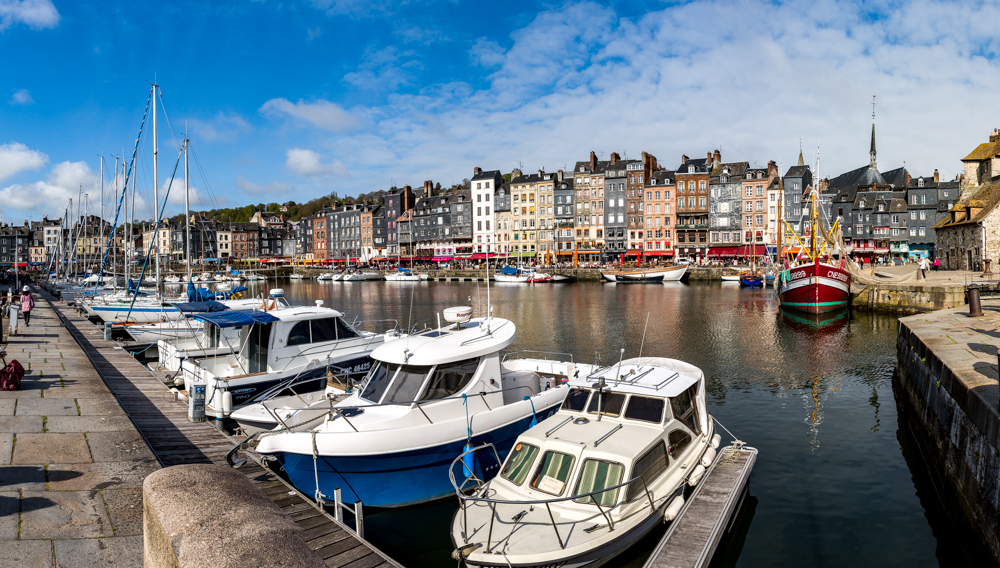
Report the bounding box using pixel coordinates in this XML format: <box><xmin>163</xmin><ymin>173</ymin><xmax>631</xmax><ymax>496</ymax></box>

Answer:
<box><xmin>0</xmin><ymin>288</ymin><xmax>156</xmax><ymax>567</ymax></box>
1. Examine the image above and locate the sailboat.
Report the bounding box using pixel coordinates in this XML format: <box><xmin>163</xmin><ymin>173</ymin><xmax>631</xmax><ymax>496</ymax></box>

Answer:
<box><xmin>386</xmin><ymin>212</ymin><xmax>428</xmax><ymax>281</ymax></box>
<box><xmin>739</xmin><ymin>250</ymin><xmax>764</xmax><ymax>288</ymax></box>
<box><xmin>776</xmin><ymin>190</ymin><xmax>851</xmax><ymax>313</ymax></box>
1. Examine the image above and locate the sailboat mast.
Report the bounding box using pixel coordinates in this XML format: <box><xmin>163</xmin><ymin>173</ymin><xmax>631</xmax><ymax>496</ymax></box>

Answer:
<box><xmin>129</xmin><ymin>157</ymin><xmax>137</xmax><ymax>283</ymax></box>
<box><xmin>184</xmin><ymin>138</ymin><xmax>192</xmax><ymax>283</ymax></box>
<box><xmin>152</xmin><ymin>82</ymin><xmax>160</xmax><ymax>292</ymax></box>
<box><xmin>811</xmin><ymin>192</ymin><xmax>818</xmax><ymax>260</ymax></box>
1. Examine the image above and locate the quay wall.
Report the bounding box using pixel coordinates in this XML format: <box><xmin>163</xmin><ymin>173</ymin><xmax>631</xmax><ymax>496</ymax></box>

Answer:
<box><xmin>895</xmin><ymin>310</ymin><xmax>1000</xmax><ymax>564</ymax></box>
<box><xmin>854</xmin><ymin>283</ymin><xmax>967</xmax><ymax>315</ymax></box>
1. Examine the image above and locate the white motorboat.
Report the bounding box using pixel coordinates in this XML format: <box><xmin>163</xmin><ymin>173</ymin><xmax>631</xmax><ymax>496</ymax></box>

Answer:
<box><xmin>289</xmin><ymin>274</ymin><xmax>306</xmax><ymax>280</ymax></box>
<box><xmin>253</xmin><ymin>308</ymin><xmax>573</xmax><ymax>508</ymax></box>
<box><xmin>385</xmin><ymin>269</ymin><xmax>423</xmax><ymax>282</ymax></box>
<box><xmin>495</xmin><ymin>266</ymin><xmax>530</xmax><ymax>283</ymax></box>
<box><xmin>342</xmin><ymin>272</ymin><xmax>367</xmax><ymax>282</ymax></box>
<box><xmin>451</xmin><ymin>357</ymin><xmax>717</xmax><ymax>568</ymax></box>
<box><xmin>178</xmin><ymin>300</ymin><xmax>390</xmax><ymax>419</ymax></box>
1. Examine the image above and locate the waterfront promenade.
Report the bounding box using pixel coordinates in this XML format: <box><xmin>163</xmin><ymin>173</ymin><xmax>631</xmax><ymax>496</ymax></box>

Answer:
<box><xmin>0</xmin><ymin>291</ymin><xmax>154</xmax><ymax>567</ymax></box>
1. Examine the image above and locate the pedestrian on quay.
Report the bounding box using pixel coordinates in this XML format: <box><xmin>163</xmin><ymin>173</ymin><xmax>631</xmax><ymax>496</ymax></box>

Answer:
<box><xmin>933</xmin><ymin>257</ymin><xmax>939</xmax><ymax>271</ymax></box>
<box><xmin>919</xmin><ymin>256</ymin><xmax>929</xmax><ymax>279</ymax></box>
<box><xmin>20</xmin><ymin>286</ymin><xmax>34</xmax><ymax>327</ymax></box>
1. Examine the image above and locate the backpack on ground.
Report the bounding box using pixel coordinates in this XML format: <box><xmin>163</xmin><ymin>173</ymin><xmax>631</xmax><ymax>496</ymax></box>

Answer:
<box><xmin>0</xmin><ymin>359</ymin><xmax>24</xmax><ymax>391</ymax></box>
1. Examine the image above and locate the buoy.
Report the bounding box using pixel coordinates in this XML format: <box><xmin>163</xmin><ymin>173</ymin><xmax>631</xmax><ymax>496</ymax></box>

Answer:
<box><xmin>664</xmin><ymin>495</ymin><xmax>685</xmax><ymax>521</ymax></box>
<box><xmin>688</xmin><ymin>464</ymin><xmax>706</xmax><ymax>486</ymax></box>
<box><xmin>462</xmin><ymin>441</ymin><xmax>475</xmax><ymax>479</ymax></box>
<box><xmin>222</xmin><ymin>390</ymin><xmax>233</xmax><ymax>417</ymax></box>
<box><xmin>711</xmin><ymin>433</ymin><xmax>721</xmax><ymax>449</ymax></box>
<box><xmin>701</xmin><ymin>447</ymin><xmax>717</xmax><ymax>468</ymax></box>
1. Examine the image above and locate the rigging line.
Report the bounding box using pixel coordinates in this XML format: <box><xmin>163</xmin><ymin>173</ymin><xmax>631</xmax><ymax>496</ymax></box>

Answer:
<box><xmin>156</xmin><ymin>88</ymin><xmax>183</xmax><ymax>155</ymax></box>
<box><xmin>189</xmin><ymin>144</ymin><xmax>221</xmax><ymax>210</ymax></box>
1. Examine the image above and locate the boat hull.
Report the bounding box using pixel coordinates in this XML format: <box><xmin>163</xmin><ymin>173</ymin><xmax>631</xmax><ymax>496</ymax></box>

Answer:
<box><xmin>601</xmin><ymin>265</ymin><xmax>687</xmax><ymax>283</ymax></box>
<box><xmin>272</xmin><ymin>404</ymin><xmax>560</xmax><ymax>508</ymax></box>
<box><xmin>777</xmin><ymin>261</ymin><xmax>851</xmax><ymax>313</ymax></box>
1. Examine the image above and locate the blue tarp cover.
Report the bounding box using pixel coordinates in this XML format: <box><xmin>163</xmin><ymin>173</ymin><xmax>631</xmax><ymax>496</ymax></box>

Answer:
<box><xmin>194</xmin><ymin>310</ymin><xmax>279</xmax><ymax>328</ymax></box>
<box><xmin>500</xmin><ymin>265</ymin><xmax>518</xmax><ymax>275</ymax></box>
<box><xmin>167</xmin><ymin>301</ymin><xmax>230</xmax><ymax>313</ymax></box>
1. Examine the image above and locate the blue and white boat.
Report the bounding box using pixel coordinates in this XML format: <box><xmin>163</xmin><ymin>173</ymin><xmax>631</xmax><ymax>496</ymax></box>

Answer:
<box><xmin>254</xmin><ymin>307</ymin><xmax>574</xmax><ymax>508</ymax></box>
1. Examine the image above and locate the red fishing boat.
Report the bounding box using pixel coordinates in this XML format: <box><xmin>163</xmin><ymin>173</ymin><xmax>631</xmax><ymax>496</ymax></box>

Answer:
<box><xmin>777</xmin><ymin>190</ymin><xmax>851</xmax><ymax>313</ymax></box>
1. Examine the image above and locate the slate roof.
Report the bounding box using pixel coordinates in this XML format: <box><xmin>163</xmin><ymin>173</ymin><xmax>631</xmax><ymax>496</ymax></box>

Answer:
<box><xmin>825</xmin><ymin>164</ymin><xmax>893</xmax><ymax>202</ymax></box>
<box><xmin>710</xmin><ymin>162</ymin><xmax>749</xmax><ymax>183</ymax></box>
<box><xmin>784</xmin><ymin>165</ymin><xmax>810</xmax><ymax>178</ymax></box>
<box><xmin>676</xmin><ymin>157</ymin><xmax>710</xmax><ymax>173</ymax></box>
<box><xmin>647</xmin><ymin>170</ymin><xmax>675</xmax><ymax>185</ymax></box>
<box><xmin>882</xmin><ymin>167</ymin><xmax>909</xmax><ymax>188</ymax></box>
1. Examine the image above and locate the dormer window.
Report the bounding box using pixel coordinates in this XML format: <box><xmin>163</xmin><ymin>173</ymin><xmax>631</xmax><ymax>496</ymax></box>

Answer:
<box><xmin>720</xmin><ymin>176</ymin><xmax>728</xmax><ymax>183</ymax></box>
<box><xmin>746</xmin><ymin>173</ymin><xmax>752</xmax><ymax>179</ymax></box>
<box><xmin>918</xmin><ymin>178</ymin><xmax>925</xmax><ymax>187</ymax></box>
<box><xmin>878</xmin><ymin>204</ymin><xmax>885</xmax><ymax>212</ymax></box>
<box><xmin>688</xmin><ymin>166</ymin><xmax>695</xmax><ymax>173</ymax></box>
<box><xmin>723</xmin><ymin>167</ymin><xmax>730</xmax><ymax>174</ymax></box>
<box><xmin>860</xmin><ymin>200</ymin><xmax>865</xmax><ymax>208</ymax></box>
<box><xmin>757</xmin><ymin>172</ymin><xmax>763</xmax><ymax>179</ymax></box>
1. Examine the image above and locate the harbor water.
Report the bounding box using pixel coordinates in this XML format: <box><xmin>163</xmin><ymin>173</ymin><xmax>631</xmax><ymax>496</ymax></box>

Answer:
<box><xmin>267</xmin><ymin>279</ymin><xmax>969</xmax><ymax>568</ymax></box>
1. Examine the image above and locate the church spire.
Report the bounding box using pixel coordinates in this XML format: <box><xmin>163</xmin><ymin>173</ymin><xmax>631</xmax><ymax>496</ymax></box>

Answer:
<box><xmin>797</xmin><ymin>139</ymin><xmax>804</xmax><ymax>166</ymax></box>
<box><xmin>870</xmin><ymin>95</ymin><xmax>877</xmax><ymax>169</ymax></box>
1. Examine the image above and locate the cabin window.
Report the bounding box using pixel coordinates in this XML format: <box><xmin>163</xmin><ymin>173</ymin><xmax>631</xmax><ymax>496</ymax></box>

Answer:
<box><xmin>573</xmin><ymin>459</ymin><xmax>624</xmax><ymax>506</ymax></box>
<box><xmin>626</xmin><ymin>441</ymin><xmax>668</xmax><ymax>501</ymax></box>
<box><xmin>287</xmin><ymin>321</ymin><xmax>311</xmax><ymax>346</ymax></box>
<box><xmin>531</xmin><ymin>451</ymin><xmax>576</xmax><ymax>496</ymax></box>
<box><xmin>562</xmin><ymin>388</ymin><xmax>590</xmax><ymax>412</ymax></box>
<box><xmin>624</xmin><ymin>396</ymin><xmax>665</xmax><ymax>423</ymax></box>
<box><xmin>422</xmin><ymin>357</ymin><xmax>479</xmax><ymax>400</ymax></box>
<box><xmin>310</xmin><ymin>318</ymin><xmax>340</xmax><ymax>343</ymax></box>
<box><xmin>500</xmin><ymin>442</ymin><xmax>539</xmax><ymax>486</ymax></box>
<box><xmin>586</xmin><ymin>391</ymin><xmax>626</xmax><ymax>417</ymax></box>
<box><xmin>668</xmin><ymin>429</ymin><xmax>692</xmax><ymax>459</ymax></box>
<box><xmin>240</xmin><ymin>323</ymin><xmax>272</xmax><ymax>374</ymax></box>
<box><xmin>670</xmin><ymin>386</ymin><xmax>700</xmax><ymax>434</ymax></box>
<box><xmin>380</xmin><ymin>365</ymin><xmax>433</xmax><ymax>404</ymax></box>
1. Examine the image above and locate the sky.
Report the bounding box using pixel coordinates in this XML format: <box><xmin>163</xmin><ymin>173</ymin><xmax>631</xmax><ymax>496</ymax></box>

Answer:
<box><xmin>2</xmin><ymin>0</ymin><xmax>1000</xmax><ymax>222</ymax></box>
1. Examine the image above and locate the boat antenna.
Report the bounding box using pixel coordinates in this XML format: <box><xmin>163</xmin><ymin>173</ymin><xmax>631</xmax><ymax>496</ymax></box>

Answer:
<box><xmin>485</xmin><ymin>247</ymin><xmax>491</xmax><ymax>333</ymax></box>
<box><xmin>637</xmin><ymin>312</ymin><xmax>650</xmax><ymax>363</ymax></box>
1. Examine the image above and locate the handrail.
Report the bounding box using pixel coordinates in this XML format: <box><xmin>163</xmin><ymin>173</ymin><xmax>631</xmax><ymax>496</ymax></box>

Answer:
<box><xmin>450</xmin><ymin>443</ymin><xmax>658</xmax><ymax>551</ymax></box>
<box><xmin>501</xmin><ymin>350</ymin><xmax>575</xmax><ymax>364</ymax></box>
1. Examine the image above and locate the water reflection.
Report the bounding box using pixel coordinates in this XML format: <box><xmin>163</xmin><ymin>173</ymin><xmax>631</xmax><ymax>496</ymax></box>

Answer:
<box><xmin>270</xmin><ymin>280</ymin><xmax>962</xmax><ymax>568</ymax></box>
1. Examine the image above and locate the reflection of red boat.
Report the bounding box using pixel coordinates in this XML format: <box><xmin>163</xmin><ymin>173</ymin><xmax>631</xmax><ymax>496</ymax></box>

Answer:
<box><xmin>777</xmin><ymin>260</ymin><xmax>851</xmax><ymax>313</ymax></box>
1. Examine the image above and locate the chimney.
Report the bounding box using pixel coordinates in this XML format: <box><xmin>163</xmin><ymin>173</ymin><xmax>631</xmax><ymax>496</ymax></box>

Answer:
<box><xmin>991</xmin><ymin>129</ymin><xmax>1000</xmax><ymax>144</ymax></box>
<box><xmin>934</xmin><ymin>169</ymin><xmax>940</xmax><ymax>183</ymax></box>
<box><xmin>473</xmin><ymin>167</ymin><xmax>482</xmax><ymax>176</ymax></box>
<box><xmin>557</xmin><ymin>169</ymin><xmax>564</xmax><ymax>182</ymax></box>
<box><xmin>713</xmin><ymin>149</ymin><xmax>721</xmax><ymax>164</ymax></box>
<box><xmin>706</xmin><ymin>151</ymin><xmax>713</xmax><ymax>168</ymax></box>
<box><xmin>610</xmin><ymin>152</ymin><xmax>620</xmax><ymax>165</ymax></box>
<box><xmin>681</xmin><ymin>154</ymin><xmax>689</xmax><ymax>164</ymax></box>
<box><xmin>424</xmin><ymin>180</ymin><xmax>433</xmax><ymax>195</ymax></box>
<box><xmin>589</xmin><ymin>151</ymin><xmax>597</xmax><ymax>171</ymax></box>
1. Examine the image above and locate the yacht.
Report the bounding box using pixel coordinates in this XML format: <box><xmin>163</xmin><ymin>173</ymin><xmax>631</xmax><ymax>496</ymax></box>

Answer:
<box><xmin>450</xmin><ymin>357</ymin><xmax>718</xmax><ymax>568</ymax></box>
<box><xmin>253</xmin><ymin>308</ymin><xmax>572</xmax><ymax>508</ymax></box>
<box><xmin>179</xmin><ymin>301</ymin><xmax>390</xmax><ymax>420</ymax></box>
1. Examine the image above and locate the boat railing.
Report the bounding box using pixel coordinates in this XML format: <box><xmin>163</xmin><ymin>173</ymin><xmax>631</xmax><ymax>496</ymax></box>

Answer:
<box><xmin>449</xmin><ymin>443</ymin><xmax>657</xmax><ymax>553</ymax></box>
<box><xmin>261</xmin><ymin>384</ymin><xmax>546</xmax><ymax>433</ymax></box>
<box><xmin>501</xmin><ymin>350</ymin><xmax>575</xmax><ymax>365</ymax></box>
<box><xmin>348</xmin><ymin>318</ymin><xmax>399</xmax><ymax>334</ymax></box>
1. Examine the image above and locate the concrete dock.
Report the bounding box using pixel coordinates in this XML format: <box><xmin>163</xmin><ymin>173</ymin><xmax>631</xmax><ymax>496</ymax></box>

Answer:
<box><xmin>643</xmin><ymin>445</ymin><xmax>757</xmax><ymax>568</ymax></box>
<box><xmin>0</xmin><ymin>290</ymin><xmax>157</xmax><ymax>567</ymax></box>
<box><xmin>896</xmin><ymin>300</ymin><xmax>1000</xmax><ymax>564</ymax></box>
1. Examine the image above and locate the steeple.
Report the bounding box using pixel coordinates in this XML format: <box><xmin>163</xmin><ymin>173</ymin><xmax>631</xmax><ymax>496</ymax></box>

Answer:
<box><xmin>797</xmin><ymin>139</ymin><xmax>804</xmax><ymax>166</ymax></box>
<box><xmin>869</xmin><ymin>95</ymin><xmax>877</xmax><ymax>169</ymax></box>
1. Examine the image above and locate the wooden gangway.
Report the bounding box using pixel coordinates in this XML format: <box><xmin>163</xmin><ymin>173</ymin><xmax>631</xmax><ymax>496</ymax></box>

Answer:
<box><xmin>45</xmin><ymin>290</ymin><xmax>402</xmax><ymax>568</ymax></box>
<box><xmin>643</xmin><ymin>445</ymin><xmax>758</xmax><ymax>568</ymax></box>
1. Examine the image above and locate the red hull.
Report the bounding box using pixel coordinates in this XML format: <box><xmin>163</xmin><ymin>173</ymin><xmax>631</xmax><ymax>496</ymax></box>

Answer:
<box><xmin>777</xmin><ymin>261</ymin><xmax>851</xmax><ymax>314</ymax></box>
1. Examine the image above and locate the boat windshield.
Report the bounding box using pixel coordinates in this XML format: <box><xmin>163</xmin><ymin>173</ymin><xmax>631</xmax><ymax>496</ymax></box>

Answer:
<box><xmin>624</xmin><ymin>395</ymin><xmax>665</xmax><ymax>423</ymax></box>
<box><xmin>421</xmin><ymin>357</ymin><xmax>479</xmax><ymax>400</ymax></box>
<box><xmin>359</xmin><ymin>363</ymin><xmax>393</xmax><ymax>403</ymax></box>
<box><xmin>586</xmin><ymin>391</ymin><xmax>626</xmax><ymax>418</ymax></box>
<box><xmin>670</xmin><ymin>385</ymin><xmax>700</xmax><ymax>434</ymax></box>
<box><xmin>573</xmin><ymin>459</ymin><xmax>624</xmax><ymax>506</ymax></box>
<box><xmin>380</xmin><ymin>364</ymin><xmax>433</xmax><ymax>404</ymax></box>
<box><xmin>500</xmin><ymin>442</ymin><xmax>538</xmax><ymax>486</ymax></box>
<box><xmin>530</xmin><ymin>451</ymin><xmax>576</xmax><ymax>496</ymax></box>
<box><xmin>562</xmin><ymin>388</ymin><xmax>590</xmax><ymax>412</ymax></box>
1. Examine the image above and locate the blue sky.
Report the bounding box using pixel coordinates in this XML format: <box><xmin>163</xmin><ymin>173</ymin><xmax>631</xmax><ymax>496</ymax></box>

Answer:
<box><xmin>2</xmin><ymin>0</ymin><xmax>1000</xmax><ymax>222</ymax></box>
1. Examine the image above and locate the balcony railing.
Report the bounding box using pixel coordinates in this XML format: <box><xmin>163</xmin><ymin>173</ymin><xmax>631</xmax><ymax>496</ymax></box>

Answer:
<box><xmin>675</xmin><ymin>224</ymin><xmax>708</xmax><ymax>229</ymax></box>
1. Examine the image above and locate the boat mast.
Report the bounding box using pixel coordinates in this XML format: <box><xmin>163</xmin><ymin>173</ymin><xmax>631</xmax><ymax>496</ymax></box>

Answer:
<box><xmin>152</xmin><ymin>81</ymin><xmax>160</xmax><ymax>293</ymax></box>
<box><xmin>129</xmin><ymin>156</ymin><xmax>137</xmax><ymax>283</ymax></box>
<box><xmin>811</xmin><ymin>191</ymin><xmax>818</xmax><ymax>261</ymax></box>
<box><xmin>184</xmin><ymin>138</ymin><xmax>192</xmax><ymax>284</ymax></box>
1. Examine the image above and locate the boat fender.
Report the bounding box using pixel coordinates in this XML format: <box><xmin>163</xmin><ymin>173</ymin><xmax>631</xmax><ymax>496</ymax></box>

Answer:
<box><xmin>523</xmin><ymin>396</ymin><xmax>538</xmax><ymax>429</ymax></box>
<box><xmin>462</xmin><ymin>441</ymin><xmax>475</xmax><ymax>479</ymax></box>
<box><xmin>711</xmin><ymin>434</ymin><xmax>721</xmax><ymax>449</ymax></box>
<box><xmin>173</xmin><ymin>376</ymin><xmax>185</xmax><ymax>388</ymax></box>
<box><xmin>222</xmin><ymin>390</ymin><xmax>233</xmax><ymax>417</ymax></box>
<box><xmin>701</xmin><ymin>447</ymin><xmax>717</xmax><ymax>468</ymax></box>
<box><xmin>688</xmin><ymin>464</ymin><xmax>706</xmax><ymax>487</ymax></box>
<box><xmin>664</xmin><ymin>495</ymin><xmax>685</xmax><ymax>522</ymax></box>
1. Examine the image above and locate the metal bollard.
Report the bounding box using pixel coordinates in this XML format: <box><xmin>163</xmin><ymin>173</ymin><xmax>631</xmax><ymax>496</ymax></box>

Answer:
<box><xmin>969</xmin><ymin>284</ymin><xmax>984</xmax><ymax>317</ymax></box>
<box><xmin>104</xmin><ymin>322</ymin><xmax>113</xmax><ymax>340</ymax></box>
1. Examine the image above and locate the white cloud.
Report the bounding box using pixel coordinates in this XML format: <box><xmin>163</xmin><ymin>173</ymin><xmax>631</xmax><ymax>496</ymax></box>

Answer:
<box><xmin>9</xmin><ymin>89</ymin><xmax>33</xmax><ymax>105</ymax></box>
<box><xmin>285</xmin><ymin>148</ymin><xmax>348</xmax><ymax>177</ymax></box>
<box><xmin>236</xmin><ymin>176</ymin><xmax>292</xmax><ymax>195</ymax></box>
<box><xmin>307</xmin><ymin>0</ymin><xmax>399</xmax><ymax>19</ymax></box>
<box><xmin>306</xmin><ymin>27</ymin><xmax>322</xmax><ymax>41</ymax></box>
<box><xmin>187</xmin><ymin>112</ymin><xmax>251</xmax><ymax>142</ymax></box>
<box><xmin>0</xmin><ymin>161</ymin><xmax>94</xmax><ymax>219</ymax></box>
<box><xmin>0</xmin><ymin>0</ymin><xmax>59</xmax><ymax>31</ymax></box>
<box><xmin>342</xmin><ymin>46</ymin><xmax>419</xmax><ymax>92</ymax></box>
<box><xmin>469</xmin><ymin>38</ymin><xmax>504</xmax><ymax>68</ymax></box>
<box><xmin>0</xmin><ymin>142</ymin><xmax>47</xmax><ymax>181</ymax></box>
<box><xmin>259</xmin><ymin>98</ymin><xmax>362</xmax><ymax>133</ymax></box>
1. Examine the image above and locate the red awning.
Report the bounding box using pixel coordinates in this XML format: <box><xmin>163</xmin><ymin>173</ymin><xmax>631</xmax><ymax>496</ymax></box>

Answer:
<box><xmin>469</xmin><ymin>253</ymin><xmax>490</xmax><ymax>259</ymax></box>
<box><xmin>708</xmin><ymin>246</ymin><xmax>740</xmax><ymax>257</ymax></box>
<box><xmin>643</xmin><ymin>251</ymin><xmax>674</xmax><ymax>256</ymax></box>
<box><xmin>737</xmin><ymin>245</ymin><xmax>767</xmax><ymax>256</ymax></box>
<box><xmin>431</xmin><ymin>256</ymin><xmax>453</xmax><ymax>261</ymax></box>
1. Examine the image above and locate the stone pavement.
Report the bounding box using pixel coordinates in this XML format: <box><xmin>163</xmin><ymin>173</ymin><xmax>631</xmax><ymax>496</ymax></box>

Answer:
<box><xmin>0</xmin><ymin>288</ymin><xmax>157</xmax><ymax>567</ymax></box>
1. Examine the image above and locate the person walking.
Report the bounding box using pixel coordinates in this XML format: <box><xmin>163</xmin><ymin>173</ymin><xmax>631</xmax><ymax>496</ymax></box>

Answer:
<box><xmin>933</xmin><ymin>257</ymin><xmax>940</xmax><ymax>271</ymax></box>
<box><xmin>919</xmin><ymin>256</ymin><xmax>929</xmax><ymax>279</ymax></box>
<box><xmin>19</xmin><ymin>286</ymin><xmax>34</xmax><ymax>327</ymax></box>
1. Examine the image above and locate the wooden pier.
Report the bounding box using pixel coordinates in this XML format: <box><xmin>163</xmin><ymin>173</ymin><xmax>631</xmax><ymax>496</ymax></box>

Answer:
<box><xmin>45</xmin><ymin>291</ymin><xmax>402</xmax><ymax>568</ymax></box>
<box><xmin>643</xmin><ymin>445</ymin><xmax>758</xmax><ymax>568</ymax></box>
